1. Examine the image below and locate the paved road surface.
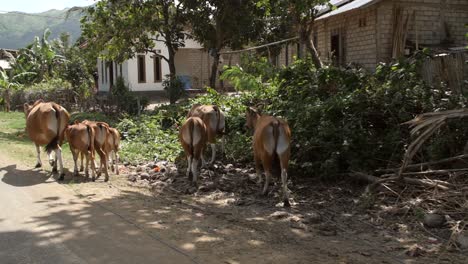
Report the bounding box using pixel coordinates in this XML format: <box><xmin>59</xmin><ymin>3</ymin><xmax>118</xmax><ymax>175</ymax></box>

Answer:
<box><xmin>0</xmin><ymin>163</ymin><xmax>196</xmax><ymax>264</ymax></box>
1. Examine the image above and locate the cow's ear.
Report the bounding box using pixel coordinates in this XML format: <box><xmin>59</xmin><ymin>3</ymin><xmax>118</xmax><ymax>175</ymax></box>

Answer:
<box><xmin>23</xmin><ymin>103</ymin><xmax>30</xmax><ymax>113</ymax></box>
<box><xmin>74</xmin><ymin>120</ymin><xmax>79</xmax><ymax>125</ymax></box>
<box><xmin>247</xmin><ymin>106</ymin><xmax>257</xmax><ymax>114</ymax></box>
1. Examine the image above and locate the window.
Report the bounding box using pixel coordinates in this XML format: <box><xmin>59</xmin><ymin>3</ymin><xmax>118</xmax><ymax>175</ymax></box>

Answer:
<box><xmin>100</xmin><ymin>61</ymin><xmax>104</xmax><ymax>84</ymax></box>
<box><xmin>359</xmin><ymin>17</ymin><xmax>367</xmax><ymax>28</ymax></box>
<box><xmin>137</xmin><ymin>55</ymin><xmax>146</xmax><ymax>83</ymax></box>
<box><xmin>153</xmin><ymin>56</ymin><xmax>162</xmax><ymax>82</ymax></box>
<box><xmin>104</xmin><ymin>60</ymin><xmax>108</xmax><ymax>83</ymax></box>
<box><xmin>330</xmin><ymin>31</ymin><xmax>346</xmax><ymax>66</ymax></box>
<box><xmin>108</xmin><ymin>61</ymin><xmax>114</xmax><ymax>88</ymax></box>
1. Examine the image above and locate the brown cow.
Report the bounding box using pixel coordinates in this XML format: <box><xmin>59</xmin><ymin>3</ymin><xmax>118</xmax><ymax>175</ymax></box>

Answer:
<box><xmin>104</xmin><ymin>127</ymin><xmax>121</xmax><ymax>175</ymax></box>
<box><xmin>179</xmin><ymin>117</ymin><xmax>207</xmax><ymax>186</ymax></box>
<box><xmin>246</xmin><ymin>107</ymin><xmax>291</xmax><ymax>207</ymax></box>
<box><xmin>24</xmin><ymin>100</ymin><xmax>70</xmax><ymax>180</ymax></box>
<box><xmin>187</xmin><ymin>104</ymin><xmax>225</xmax><ymax>164</ymax></box>
<box><xmin>79</xmin><ymin>120</ymin><xmax>110</xmax><ymax>181</ymax></box>
<box><xmin>65</xmin><ymin>122</ymin><xmax>97</xmax><ymax>180</ymax></box>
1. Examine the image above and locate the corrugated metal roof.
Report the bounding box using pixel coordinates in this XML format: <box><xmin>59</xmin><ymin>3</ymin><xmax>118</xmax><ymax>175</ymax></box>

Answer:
<box><xmin>0</xmin><ymin>59</ymin><xmax>11</xmax><ymax>70</ymax></box>
<box><xmin>316</xmin><ymin>0</ymin><xmax>352</xmax><ymax>15</ymax></box>
<box><xmin>317</xmin><ymin>0</ymin><xmax>381</xmax><ymax>20</ymax></box>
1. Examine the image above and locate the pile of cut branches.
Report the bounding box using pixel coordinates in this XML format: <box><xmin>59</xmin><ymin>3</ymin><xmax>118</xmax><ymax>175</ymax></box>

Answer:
<box><xmin>351</xmin><ymin>109</ymin><xmax>468</xmax><ymax>248</ymax></box>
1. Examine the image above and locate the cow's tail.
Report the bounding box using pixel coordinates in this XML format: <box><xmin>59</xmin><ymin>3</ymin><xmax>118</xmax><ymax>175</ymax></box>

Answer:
<box><xmin>45</xmin><ymin>104</ymin><xmax>61</xmax><ymax>154</ymax></box>
<box><xmin>188</xmin><ymin>118</ymin><xmax>195</xmax><ymax>157</ymax></box>
<box><xmin>271</xmin><ymin>120</ymin><xmax>281</xmax><ymax>178</ymax></box>
<box><xmin>86</xmin><ymin>124</ymin><xmax>95</xmax><ymax>160</ymax></box>
<box><xmin>213</xmin><ymin>105</ymin><xmax>221</xmax><ymax>134</ymax></box>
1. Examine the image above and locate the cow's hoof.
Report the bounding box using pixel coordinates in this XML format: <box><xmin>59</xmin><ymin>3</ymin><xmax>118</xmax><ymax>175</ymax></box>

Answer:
<box><xmin>283</xmin><ymin>200</ymin><xmax>291</xmax><ymax>208</ymax></box>
<box><xmin>104</xmin><ymin>178</ymin><xmax>109</xmax><ymax>182</ymax></box>
<box><xmin>52</xmin><ymin>167</ymin><xmax>58</xmax><ymax>173</ymax></box>
<box><xmin>92</xmin><ymin>177</ymin><xmax>96</xmax><ymax>182</ymax></box>
<box><xmin>79</xmin><ymin>166</ymin><xmax>84</xmax><ymax>172</ymax></box>
<box><xmin>34</xmin><ymin>163</ymin><xmax>42</xmax><ymax>168</ymax></box>
<box><xmin>58</xmin><ymin>174</ymin><xmax>65</xmax><ymax>181</ymax></box>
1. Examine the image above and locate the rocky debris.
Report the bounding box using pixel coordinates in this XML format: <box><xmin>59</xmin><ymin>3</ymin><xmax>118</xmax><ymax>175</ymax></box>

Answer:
<box><xmin>269</xmin><ymin>211</ymin><xmax>290</xmax><ymax>220</ymax></box>
<box><xmin>317</xmin><ymin>224</ymin><xmax>338</xmax><ymax>236</ymax></box>
<box><xmin>127</xmin><ymin>172</ymin><xmax>138</xmax><ymax>182</ymax></box>
<box><xmin>140</xmin><ymin>172</ymin><xmax>150</xmax><ymax>181</ymax></box>
<box><xmin>405</xmin><ymin>244</ymin><xmax>426</xmax><ymax>257</ymax></box>
<box><xmin>423</xmin><ymin>213</ymin><xmax>446</xmax><ymax>228</ymax></box>
<box><xmin>303</xmin><ymin>212</ymin><xmax>322</xmax><ymax>224</ymax></box>
<box><xmin>456</xmin><ymin>231</ymin><xmax>468</xmax><ymax>249</ymax></box>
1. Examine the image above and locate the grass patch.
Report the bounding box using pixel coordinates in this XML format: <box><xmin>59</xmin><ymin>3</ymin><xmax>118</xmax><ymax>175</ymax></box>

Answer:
<box><xmin>0</xmin><ymin>111</ymin><xmax>26</xmax><ymax>133</ymax></box>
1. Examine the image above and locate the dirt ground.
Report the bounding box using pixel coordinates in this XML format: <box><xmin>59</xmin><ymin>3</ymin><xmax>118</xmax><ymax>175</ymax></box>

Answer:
<box><xmin>60</xmin><ymin>157</ymin><xmax>467</xmax><ymax>264</ymax></box>
<box><xmin>1</xmin><ymin>140</ymin><xmax>467</xmax><ymax>263</ymax></box>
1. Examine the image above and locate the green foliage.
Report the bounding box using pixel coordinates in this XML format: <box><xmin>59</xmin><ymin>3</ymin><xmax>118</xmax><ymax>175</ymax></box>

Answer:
<box><xmin>116</xmin><ymin>105</ymin><xmax>186</xmax><ymax>163</ymax></box>
<box><xmin>217</xmin><ymin>53</ymin><xmax>467</xmax><ymax>178</ymax></box>
<box><xmin>53</xmin><ymin>33</ymin><xmax>95</xmax><ymax>100</ymax></box>
<box><xmin>69</xmin><ymin>112</ymin><xmax>118</xmax><ymax>127</ymax></box>
<box><xmin>12</xmin><ymin>29</ymin><xmax>66</xmax><ymax>84</ymax></box>
<box><xmin>111</xmin><ymin>77</ymin><xmax>149</xmax><ymax>115</ymax></box>
<box><xmin>185</xmin><ymin>0</ymin><xmax>267</xmax><ymax>87</ymax></box>
<box><xmin>114</xmin><ymin>52</ymin><xmax>467</xmax><ymax>178</ymax></box>
<box><xmin>163</xmin><ymin>76</ymin><xmax>187</xmax><ymax>104</ymax></box>
<box><xmin>10</xmin><ymin>78</ymin><xmax>77</xmax><ymax>110</ymax></box>
<box><xmin>221</xmin><ymin>56</ymin><xmax>277</xmax><ymax>92</ymax></box>
<box><xmin>81</xmin><ymin>0</ymin><xmax>187</xmax><ymax>62</ymax></box>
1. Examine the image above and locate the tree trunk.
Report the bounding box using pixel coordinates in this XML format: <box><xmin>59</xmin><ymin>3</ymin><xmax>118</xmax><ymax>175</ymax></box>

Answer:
<box><xmin>166</xmin><ymin>44</ymin><xmax>179</xmax><ymax>105</ymax></box>
<box><xmin>4</xmin><ymin>88</ymin><xmax>10</xmax><ymax>112</ymax></box>
<box><xmin>209</xmin><ymin>51</ymin><xmax>220</xmax><ymax>89</ymax></box>
<box><xmin>304</xmin><ymin>34</ymin><xmax>323</xmax><ymax>69</ymax></box>
<box><xmin>299</xmin><ymin>21</ymin><xmax>323</xmax><ymax>69</ymax></box>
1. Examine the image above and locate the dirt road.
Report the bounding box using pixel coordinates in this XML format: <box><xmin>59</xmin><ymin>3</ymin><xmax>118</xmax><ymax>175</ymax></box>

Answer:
<box><xmin>0</xmin><ymin>158</ymin><xmax>196</xmax><ymax>264</ymax></box>
<box><xmin>1</xmin><ymin>149</ymin><xmax>465</xmax><ymax>264</ymax></box>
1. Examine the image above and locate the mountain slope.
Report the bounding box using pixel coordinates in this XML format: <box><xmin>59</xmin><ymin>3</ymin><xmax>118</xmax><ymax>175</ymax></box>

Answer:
<box><xmin>0</xmin><ymin>8</ymin><xmax>83</xmax><ymax>49</ymax></box>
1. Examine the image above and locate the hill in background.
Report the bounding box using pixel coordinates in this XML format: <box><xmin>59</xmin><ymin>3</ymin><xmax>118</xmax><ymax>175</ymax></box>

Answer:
<box><xmin>0</xmin><ymin>8</ymin><xmax>83</xmax><ymax>49</ymax></box>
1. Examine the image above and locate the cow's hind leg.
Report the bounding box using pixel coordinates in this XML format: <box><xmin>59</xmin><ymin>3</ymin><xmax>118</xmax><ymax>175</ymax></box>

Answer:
<box><xmin>96</xmin><ymin>148</ymin><xmax>109</xmax><ymax>181</ymax></box>
<box><xmin>55</xmin><ymin>147</ymin><xmax>65</xmax><ymax>181</ymax></box>
<box><xmin>261</xmin><ymin>157</ymin><xmax>273</xmax><ymax>196</ymax></box>
<box><xmin>71</xmin><ymin>149</ymin><xmax>79</xmax><ymax>178</ymax></box>
<box><xmin>209</xmin><ymin>143</ymin><xmax>216</xmax><ymax>164</ymax></box>
<box><xmin>254</xmin><ymin>154</ymin><xmax>263</xmax><ymax>185</ymax></box>
<box><xmin>186</xmin><ymin>156</ymin><xmax>192</xmax><ymax>181</ymax></box>
<box><xmin>85</xmin><ymin>154</ymin><xmax>91</xmax><ymax>181</ymax></box>
<box><xmin>279</xmin><ymin>151</ymin><xmax>291</xmax><ymax>207</ymax></box>
<box><xmin>89</xmin><ymin>152</ymin><xmax>96</xmax><ymax>182</ymax></box>
<box><xmin>191</xmin><ymin>158</ymin><xmax>199</xmax><ymax>186</ymax></box>
<box><xmin>79</xmin><ymin>152</ymin><xmax>84</xmax><ymax>172</ymax></box>
<box><xmin>34</xmin><ymin>144</ymin><xmax>42</xmax><ymax>168</ymax></box>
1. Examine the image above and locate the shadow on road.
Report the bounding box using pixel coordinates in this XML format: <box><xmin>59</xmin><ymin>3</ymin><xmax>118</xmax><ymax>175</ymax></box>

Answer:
<box><xmin>0</xmin><ymin>165</ymin><xmax>53</xmax><ymax>187</ymax></box>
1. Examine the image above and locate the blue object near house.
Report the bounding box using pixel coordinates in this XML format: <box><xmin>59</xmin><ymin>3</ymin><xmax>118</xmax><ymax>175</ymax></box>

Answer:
<box><xmin>178</xmin><ymin>75</ymin><xmax>192</xmax><ymax>90</ymax></box>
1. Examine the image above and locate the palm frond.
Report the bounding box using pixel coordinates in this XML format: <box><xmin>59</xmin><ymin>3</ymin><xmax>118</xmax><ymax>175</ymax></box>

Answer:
<box><xmin>399</xmin><ymin>109</ymin><xmax>468</xmax><ymax>178</ymax></box>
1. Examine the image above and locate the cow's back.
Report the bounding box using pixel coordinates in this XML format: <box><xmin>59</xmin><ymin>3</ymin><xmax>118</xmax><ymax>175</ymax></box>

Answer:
<box><xmin>26</xmin><ymin>103</ymin><xmax>58</xmax><ymax>145</ymax></box>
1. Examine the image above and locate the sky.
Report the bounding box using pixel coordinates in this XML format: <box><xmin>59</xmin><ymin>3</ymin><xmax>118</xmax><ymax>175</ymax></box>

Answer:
<box><xmin>0</xmin><ymin>0</ymin><xmax>96</xmax><ymax>13</ymax></box>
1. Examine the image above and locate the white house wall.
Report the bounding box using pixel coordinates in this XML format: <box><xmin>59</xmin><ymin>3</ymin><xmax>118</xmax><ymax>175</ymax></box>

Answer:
<box><xmin>97</xmin><ymin>42</ymin><xmax>170</xmax><ymax>92</ymax></box>
<box><xmin>125</xmin><ymin>49</ymin><xmax>169</xmax><ymax>92</ymax></box>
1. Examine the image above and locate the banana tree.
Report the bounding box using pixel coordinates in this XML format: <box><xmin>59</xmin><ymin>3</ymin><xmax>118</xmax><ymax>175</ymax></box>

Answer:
<box><xmin>0</xmin><ymin>70</ymin><xmax>35</xmax><ymax>112</ymax></box>
<box><xmin>12</xmin><ymin>29</ymin><xmax>66</xmax><ymax>84</ymax></box>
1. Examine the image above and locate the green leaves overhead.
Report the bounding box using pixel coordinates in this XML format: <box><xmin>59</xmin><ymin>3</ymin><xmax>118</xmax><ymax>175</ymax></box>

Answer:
<box><xmin>81</xmin><ymin>0</ymin><xmax>187</xmax><ymax>63</ymax></box>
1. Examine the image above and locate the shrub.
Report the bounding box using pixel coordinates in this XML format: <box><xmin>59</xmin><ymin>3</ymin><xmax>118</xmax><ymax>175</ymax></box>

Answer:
<box><xmin>163</xmin><ymin>75</ymin><xmax>187</xmax><ymax>104</ymax></box>
<box><xmin>10</xmin><ymin>78</ymin><xmax>76</xmax><ymax>110</ymax></box>
<box><xmin>111</xmin><ymin>77</ymin><xmax>149</xmax><ymax>115</ymax></box>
